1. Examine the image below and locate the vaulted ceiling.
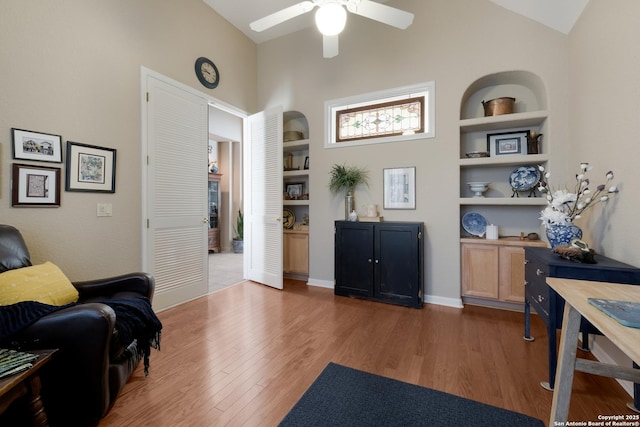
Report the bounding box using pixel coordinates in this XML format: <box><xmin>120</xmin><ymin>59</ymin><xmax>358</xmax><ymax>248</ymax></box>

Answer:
<box><xmin>203</xmin><ymin>0</ymin><xmax>590</xmax><ymax>44</ymax></box>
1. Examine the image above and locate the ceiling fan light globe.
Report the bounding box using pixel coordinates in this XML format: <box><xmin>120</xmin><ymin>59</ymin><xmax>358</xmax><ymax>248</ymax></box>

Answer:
<box><xmin>315</xmin><ymin>3</ymin><xmax>347</xmax><ymax>36</ymax></box>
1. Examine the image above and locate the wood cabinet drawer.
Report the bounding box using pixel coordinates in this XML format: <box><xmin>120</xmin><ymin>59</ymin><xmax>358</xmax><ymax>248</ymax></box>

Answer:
<box><xmin>525</xmin><ymin>255</ymin><xmax>550</xmax><ymax>318</ymax></box>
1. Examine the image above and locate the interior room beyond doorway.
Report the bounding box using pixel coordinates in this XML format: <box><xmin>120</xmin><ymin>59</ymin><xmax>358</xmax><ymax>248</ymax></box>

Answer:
<box><xmin>208</xmin><ymin>104</ymin><xmax>244</xmax><ymax>292</ymax></box>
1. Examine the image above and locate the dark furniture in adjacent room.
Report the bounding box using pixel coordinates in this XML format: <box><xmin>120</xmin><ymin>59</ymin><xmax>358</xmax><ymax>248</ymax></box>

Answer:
<box><xmin>0</xmin><ymin>224</ymin><xmax>160</xmax><ymax>426</ymax></box>
<box><xmin>524</xmin><ymin>246</ymin><xmax>640</xmax><ymax>408</ymax></box>
<box><xmin>334</xmin><ymin>221</ymin><xmax>424</xmax><ymax>308</ymax></box>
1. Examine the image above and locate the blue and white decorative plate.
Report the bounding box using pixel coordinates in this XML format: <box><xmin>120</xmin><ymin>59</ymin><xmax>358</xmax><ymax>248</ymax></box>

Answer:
<box><xmin>462</xmin><ymin>212</ymin><xmax>487</xmax><ymax>237</ymax></box>
<box><xmin>509</xmin><ymin>165</ymin><xmax>541</xmax><ymax>191</ymax></box>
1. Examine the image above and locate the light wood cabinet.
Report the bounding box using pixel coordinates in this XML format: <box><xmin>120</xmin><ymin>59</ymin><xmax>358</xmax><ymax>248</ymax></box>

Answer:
<box><xmin>461</xmin><ymin>237</ymin><xmax>546</xmax><ymax>308</ymax></box>
<box><xmin>284</xmin><ymin>229</ymin><xmax>309</xmax><ymax>278</ymax></box>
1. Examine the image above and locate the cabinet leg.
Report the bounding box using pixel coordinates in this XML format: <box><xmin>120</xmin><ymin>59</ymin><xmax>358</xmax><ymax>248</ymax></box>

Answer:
<box><xmin>579</xmin><ymin>331</ymin><xmax>591</xmax><ymax>352</ymax></box>
<box><xmin>540</xmin><ymin>326</ymin><xmax>557</xmax><ymax>391</ymax></box>
<box><xmin>523</xmin><ymin>300</ymin><xmax>534</xmax><ymax>341</ymax></box>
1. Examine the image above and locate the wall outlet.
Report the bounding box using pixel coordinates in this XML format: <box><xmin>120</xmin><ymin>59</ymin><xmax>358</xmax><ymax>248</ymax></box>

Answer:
<box><xmin>97</xmin><ymin>203</ymin><xmax>113</xmax><ymax>217</ymax></box>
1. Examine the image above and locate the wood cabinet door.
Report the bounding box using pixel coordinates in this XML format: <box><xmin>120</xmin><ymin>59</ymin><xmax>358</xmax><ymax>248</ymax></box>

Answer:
<box><xmin>375</xmin><ymin>223</ymin><xmax>422</xmax><ymax>306</ymax></box>
<box><xmin>499</xmin><ymin>246</ymin><xmax>526</xmax><ymax>303</ymax></box>
<box><xmin>284</xmin><ymin>232</ymin><xmax>309</xmax><ymax>275</ymax></box>
<box><xmin>461</xmin><ymin>243</ymin><xmax>499</xmax><ymax>299</ymax></box>
<box><xmin>335</xmin><ymin>222</ymin><xmax>374</xmax><ymax>297</ymax></box>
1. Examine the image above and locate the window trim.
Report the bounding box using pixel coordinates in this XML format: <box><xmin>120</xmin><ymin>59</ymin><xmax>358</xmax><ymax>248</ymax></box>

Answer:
<box><xmin>324</xmin><ymin>81</ymin><xmax>435</xmax><ymax>149</ymax></box>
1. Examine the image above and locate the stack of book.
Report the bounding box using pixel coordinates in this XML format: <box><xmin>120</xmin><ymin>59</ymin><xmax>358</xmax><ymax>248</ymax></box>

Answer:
<box><xmin>0</xmin><ymin>348</ymin><xmax>38</xmax><ymax>379</ymax></box>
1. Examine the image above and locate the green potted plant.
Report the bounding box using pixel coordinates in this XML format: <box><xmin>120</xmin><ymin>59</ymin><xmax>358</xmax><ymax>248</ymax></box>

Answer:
<box><xmin>329</xmin><ymin>163</ymin><xmax>369</xmax><ymax>219</ymax></box>
<box><xmin>232</xmin><ymin>209</ymin><xmax>243</xmax><ymax>253</ymax></box>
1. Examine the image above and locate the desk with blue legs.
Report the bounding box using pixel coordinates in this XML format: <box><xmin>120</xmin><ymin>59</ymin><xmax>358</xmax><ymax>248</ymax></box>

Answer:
<box><xmin>547</xmin><ymin>278</ymin><xmax>640</xmax><ymax>425</ymax></box>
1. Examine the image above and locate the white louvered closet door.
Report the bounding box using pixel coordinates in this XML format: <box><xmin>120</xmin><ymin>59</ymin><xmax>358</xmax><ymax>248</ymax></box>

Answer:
<box><xmin>246</xmin><ymin>107</ymin><xmax>283</xmax><ymax>289</ymax></box>
<box><xmin>145</xmin><ymin>75</ymin><xmax>209</xmax><ymax>310</ymax></box>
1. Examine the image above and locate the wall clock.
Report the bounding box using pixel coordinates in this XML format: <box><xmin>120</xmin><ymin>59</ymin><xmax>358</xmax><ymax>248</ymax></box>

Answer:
<box><xmin>195</xmin><ymin>57</ymin><xmax>219</xmax><ymax>89</ymax></box>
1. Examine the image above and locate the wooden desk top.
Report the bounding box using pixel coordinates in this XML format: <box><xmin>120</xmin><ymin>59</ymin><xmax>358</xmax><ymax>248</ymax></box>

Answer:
<box><xmin>546</xmin><ymin>277</ymin><xmax>640</xmax><ymax>365</ymax></box>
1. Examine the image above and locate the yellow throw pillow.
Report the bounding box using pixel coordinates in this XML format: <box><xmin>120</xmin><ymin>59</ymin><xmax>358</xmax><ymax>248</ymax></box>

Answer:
<box><xmin>0</xmin><ymin>262</ymin><xmax>79</xmax><ymax>306</ymax></box>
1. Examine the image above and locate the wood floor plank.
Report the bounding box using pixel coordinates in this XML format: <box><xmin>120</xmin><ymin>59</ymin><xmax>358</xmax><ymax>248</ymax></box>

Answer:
<box><xmin>98</xmin><ymin>279</ymin><xmax>636</xmax><ymax>426</ymax></box>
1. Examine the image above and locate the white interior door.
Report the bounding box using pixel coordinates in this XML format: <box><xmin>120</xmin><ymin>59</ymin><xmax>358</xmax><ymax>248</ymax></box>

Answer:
<box><xmin>245</xmin><ymin>106</ymin><xmax>283</xmax><ymax>289</ymax></box>
<box><xmin>144</xmin><ymin>74</ymin><xmax>209</xmax><ymax>310</ymax></box>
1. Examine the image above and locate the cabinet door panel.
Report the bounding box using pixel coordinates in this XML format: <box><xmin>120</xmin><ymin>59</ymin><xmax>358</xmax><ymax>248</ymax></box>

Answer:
<box><xmin>461</xmin><ymin>244</ymin><xmax>499</xmax><ymax>299</ymax></box>
<box><xmin>335</xmin><ymin>223</ymin><xmax>374</xmax><ymax>296</ymax></box>
<box><xmin>375</xmin><ymin>225</ymin><xmax>420</xmax><ymax>304</ymax></box>
<box><xmin>284</xmin><ymin>232</ymin><xmax>309</xmax><ymax>274</ymax></box>
<box><xmin>499</xmin><ymin>246</ymin><xmax>526</xmax><ymax>302</ymax></box>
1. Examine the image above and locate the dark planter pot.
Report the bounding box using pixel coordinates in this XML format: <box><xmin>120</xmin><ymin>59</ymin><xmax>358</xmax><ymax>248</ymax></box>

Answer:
<box><xmin>232</xmin><ymin>239</ymin><xmax>243</xmax><ymax>254</ymax></box>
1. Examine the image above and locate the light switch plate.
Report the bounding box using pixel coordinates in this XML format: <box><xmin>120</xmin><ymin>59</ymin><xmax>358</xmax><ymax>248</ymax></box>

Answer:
<box><xmin>97</xmin><ymin>203</ymin><xmax>113</xmax><ymax>217</ymax></box>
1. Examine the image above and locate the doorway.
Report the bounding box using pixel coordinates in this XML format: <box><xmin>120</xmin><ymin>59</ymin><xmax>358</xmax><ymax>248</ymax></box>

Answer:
<box><xmin>208</xmin><ymin>105</ymin><xmax>244</xmax><ymax>293</ymax></box>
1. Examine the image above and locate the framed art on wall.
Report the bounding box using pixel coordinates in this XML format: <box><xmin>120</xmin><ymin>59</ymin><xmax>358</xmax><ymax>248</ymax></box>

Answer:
<box><xmin>11</xmin><ymin>128</ymin><xmax>63</xmax><ymax>163</ymax></box>
<box><xmin>12</xmin><ymin>163</ymin><xmax>61</xmax><ymax>207</ymax></box>
<box><xmin>66</xmin><ymin>141</ymin><xmax>117</xmax><ymax>193</ymax></box>
<box><xmin>383</xmin><ymin>167</ymin><xmax>416</xmax><ymax>209</ymax></box>
<box><xmin>487</xmin><ymin>130</ymin><xmax>529</xmax><ymax>157</ymax></box>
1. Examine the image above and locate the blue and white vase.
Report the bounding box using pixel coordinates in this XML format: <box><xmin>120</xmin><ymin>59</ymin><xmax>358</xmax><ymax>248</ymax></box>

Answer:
<box><xmin>545</xmin><ymin>223</ymin><xmax>583</xmax><ymax>248</ymax></box>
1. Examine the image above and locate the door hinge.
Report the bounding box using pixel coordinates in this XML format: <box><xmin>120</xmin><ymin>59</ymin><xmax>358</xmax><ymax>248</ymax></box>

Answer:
<box><xmin>147</xmin><ymin>219</ymin><xmax>150</xmax><ymax>228</ymax></box>
<box><xmin>146</xmin><ymin>92</ymin><xmax>149</xmax><ymax>102</ymax></box>
<box><xmin>418</xmin><ymin>231</ymin><xmax>423</xmax><ymax>240</ymax></box>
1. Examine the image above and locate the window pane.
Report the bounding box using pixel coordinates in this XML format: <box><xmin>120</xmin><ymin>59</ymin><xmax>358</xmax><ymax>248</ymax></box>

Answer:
<box><xmin>336</xmin><ymin>97</ymin><xmax>424</xmax><ymax>142</ymax></box>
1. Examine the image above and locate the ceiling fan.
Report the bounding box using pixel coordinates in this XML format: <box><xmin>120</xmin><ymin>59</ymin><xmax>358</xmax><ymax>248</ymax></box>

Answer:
<box><xmin>249</xmin><ymin>0</ymin><xmax>414</xmax><ymax>58</ymax></box>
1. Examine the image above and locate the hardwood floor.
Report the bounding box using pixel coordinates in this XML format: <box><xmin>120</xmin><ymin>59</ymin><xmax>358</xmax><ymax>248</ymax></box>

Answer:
<box><xmin>99</xmin><ymin>280</ymin><xmax>635</xmax><ymax>426</ymax></box>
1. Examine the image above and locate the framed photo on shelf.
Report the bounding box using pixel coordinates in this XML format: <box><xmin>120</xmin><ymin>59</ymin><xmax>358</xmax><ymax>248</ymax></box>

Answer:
<box><xmin>66</xmin><ymin>142</ymin><xmax>117</xmax><ymax>193</ymax></box>
<box><xmin>12</xmin><ymin>163</ymin><xmax>61</xmax><ymax>207</ymax></box>
<box><xmin>11</xmin><ymin>128</ymin><xmax>63</xmax><ymax>163</ymax></box>
<box><xmin>487</xmin><ymin>130</ymin><xmax>529</xmax><ymax>157</ymax></box>
<box><xmin>304</xmin><ymin>156</ymin><xmax>309</xmax><ymax>170</ymax></box>
<box><xmin>285</xmin><ymin>182</ymin><xmax>304</xmax><ymax>200</ymax></box>
<box><xmin>383</xmin><ymin>167</ymin><xmax>416</xmax><ymax>209</ymax></box>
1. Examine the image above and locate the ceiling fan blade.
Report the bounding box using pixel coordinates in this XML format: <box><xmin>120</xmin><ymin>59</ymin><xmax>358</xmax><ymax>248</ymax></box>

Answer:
<box><xmin>323</xmin><ymin>34</ymin><xmax>339</xmax><ymax>58</ymax></box>
<box><xmin>349</xmin><ymin>0</ymin><xmax>414</xmax><ymax>30</ymax></box>
<box><xmin>250</xmin><ymin>1</ymin><xmax>315</xmax><ymax>32</ymax></box>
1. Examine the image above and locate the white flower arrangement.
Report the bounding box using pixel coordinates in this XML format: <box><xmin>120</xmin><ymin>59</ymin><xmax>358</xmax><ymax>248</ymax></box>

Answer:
<box><xmin>538</xmin><ymin>163</ymin><xmax>618</xmax><ymax>227</ymax></box>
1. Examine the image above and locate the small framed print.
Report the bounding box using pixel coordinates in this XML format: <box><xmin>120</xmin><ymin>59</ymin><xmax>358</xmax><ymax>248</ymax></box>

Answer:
<box><xmin>11</xmin><ymin>128</ymin><xmax>63</xmax><ymax>163</ymax></box>
<box><xmin>383</xmin><ymin>167</ymin><xmax>416</xmax><ymax>209</ymax></box>
<box><xmin>12</xmin><ymin>163</ymin><xmax>61</xmax><ymax>207</ymax></box>
<box><xmin>66</xmin><ymin>141</ymin><xmax>117</xmax><ymax>193</ymax></box>
<box><xmin>487</xmin><ymin>131</ymin><xmax>529</xmax><ymax>157</ymax></box>
<box><xmin>285</xmin><ymin>182</ymin><xmax>304</xmax><ymax>200</ymax></box>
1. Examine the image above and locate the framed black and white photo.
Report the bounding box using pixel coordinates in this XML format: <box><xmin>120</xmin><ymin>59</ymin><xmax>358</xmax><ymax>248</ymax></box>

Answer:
<box><xmin>383</xmin><ymin>167</ymin><xmax>416</xmax><ymax>209</ymax></box>
<box><xmin>11</xmin><ymin>128</ymin><xmax>63</xmax><ymax>163</ymax></box>
<box><xmin>487</xmin><ymin>130</ymin><xmax>529</xmax><ymax>157</ymax></box>
<box><xmin>12</xmin><ymin>163</ymin><xmax>61</xmax><ymax>207</ymax></box>
<box><xmin>285</xmin><ymin>182</ymin><xmax>304</xmax><ymax>200</ymax></box>
<box><xmin>66</xmin><ymin>141</ymin><xmax>116</xmax><ymax>193</ymax></box>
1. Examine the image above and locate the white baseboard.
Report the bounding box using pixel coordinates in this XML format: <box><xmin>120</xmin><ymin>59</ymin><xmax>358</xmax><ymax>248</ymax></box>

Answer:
<box><xmin>306</xmin><ymin>278</ymin><xmax>464</xmax><ymax>309</ymax></box>
<box><xmin>307</xmin><ymin>278</ymin><xmax>334</xmax><ymax>289</ymax></box>
<box><xmin>424</xmin><ymin>295</ymin><xmax>464</xmax><ymax>308</ymax></box>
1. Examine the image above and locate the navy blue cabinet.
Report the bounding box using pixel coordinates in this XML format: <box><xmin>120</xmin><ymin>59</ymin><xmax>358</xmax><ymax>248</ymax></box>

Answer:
<box><xmin>524</xmin><ymin>246</ymin><xmax>640</xmax><ymax>393</ymax></box>
<box><xmin>334</xmin><ymin>221</ymin><xmax>424</xmax><ymax>308</ymax></box>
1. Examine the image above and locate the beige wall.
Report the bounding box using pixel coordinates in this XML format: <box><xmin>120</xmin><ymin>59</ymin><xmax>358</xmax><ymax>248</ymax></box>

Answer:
<box><xmin>569</xmin><ymin>0</ymin><xmax>640</xmax><ymax>392</ymax></box>
<box><xmin>569</xmin><ymin>0</ymin><xmax>640</xmax><ymax>266</ymax></box>
<box><xmin>256</xmin><ymin>0</ymin><xmax>570</xmax><ymax>303</ymax></box>
<box><xmin>0</xmin><ymin>0</ymin><xmax>257</xmax><ymax>280</ymax></box>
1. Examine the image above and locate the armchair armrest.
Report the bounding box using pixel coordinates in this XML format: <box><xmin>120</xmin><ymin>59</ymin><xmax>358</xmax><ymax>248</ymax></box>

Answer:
<box><xmin>11</xmin><ymin>303</ymin><xmax>116</xmax><ymax>421</ymax></box>
<box><xmin>74</xmin><ymin>272</ymin><xmax>155</xmax><ymax>301</ymax></box>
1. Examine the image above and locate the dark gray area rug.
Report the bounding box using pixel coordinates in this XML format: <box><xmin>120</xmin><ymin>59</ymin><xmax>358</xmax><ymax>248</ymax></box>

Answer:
<box><xmin>279</xmin><ymin>363</ymin><xmax>544</xmax><ymax>426</ymax></box>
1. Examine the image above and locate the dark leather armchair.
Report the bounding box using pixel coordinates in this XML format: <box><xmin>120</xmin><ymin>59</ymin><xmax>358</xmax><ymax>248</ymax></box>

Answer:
<box><xmin>0</xmin><ymin>225</ymin><xmax>157</xmax><ymax>426</ymax></box>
